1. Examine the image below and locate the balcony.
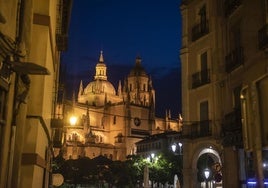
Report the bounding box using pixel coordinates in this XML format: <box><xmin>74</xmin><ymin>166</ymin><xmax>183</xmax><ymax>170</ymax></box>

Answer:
<box><xmin>225</xmin><ymin>47</ymin><xmax>244</xmax><ymax>73</ymax></box>
<box><xmin>191</xmin><ymin>69</ymin><xmax>210</xmax><ymax>89</ymax></box>
<box><xmin>221</xmin><ymin>108</ymin><xmax>243</xmax><ymax>147</ymax></box>
<box><xmin>51</xmin><ymin>118</ymin><xmax>64</xmax><ymax>128</ymax></box>
<box><xmin>224</xmin><ymin>0</ymin><xmax>242</xmax><ymax>17</ymax></box>
<box><xmin>258</xmin><ymin>24</ymin><xmax>268</xmax><ymax>50</ymax></box>
<box><xmin>182</xmin><ymin>120</ymin><xmax>212</xmax><ymax>139</ymax></box>
<box><xmin>51</xmin><ymin>118</ymin><xmax>64</xmax><ymax>148</ymax></box>
<box><xmin>192</xmin><ymin>20</ymin><xmax>209</xmax><ymax>41</ymax></box>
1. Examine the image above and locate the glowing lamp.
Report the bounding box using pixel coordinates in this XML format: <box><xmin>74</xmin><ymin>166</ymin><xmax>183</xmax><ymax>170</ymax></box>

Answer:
<box><xmin>69</xmin><ymin>116</ymin><xmax>78</xmax><ymax>126</ymax></box>
<box><xmin>204</xmin><ymin>168</ymin><xmax>210</xmax><ymax>179</ymax></box>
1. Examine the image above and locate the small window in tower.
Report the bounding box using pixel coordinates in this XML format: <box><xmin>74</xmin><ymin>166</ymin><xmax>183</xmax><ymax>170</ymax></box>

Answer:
<box><xmin>130</xmin><ymin>84</ymin><xmax>132</xmax><ymax>91</ymax></box>
<box><xmin>113</xmin><ymin>116</ymin><xmax>116</xmax><ymax>124</ymax></box>
<box><xmin>143</xmin><ymin>84</ymin><xmax>146</xmax><ymax>91</ymax></box>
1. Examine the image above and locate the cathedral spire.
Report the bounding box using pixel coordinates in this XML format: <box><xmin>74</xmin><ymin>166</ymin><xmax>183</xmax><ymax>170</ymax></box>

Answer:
<box><xmin>78</xmin><ymin>80</ymin><xmax>83</xmax><ymax>96</ymax></box>
<box><xmin>99</xmin><ymin>50</ymin><xmax>104</xmax><ymax>63</ymax></box>
<box><xmin>117</xmin><ymin>80</ymin><xmax>122</xmax><ymax>96</ymax></box>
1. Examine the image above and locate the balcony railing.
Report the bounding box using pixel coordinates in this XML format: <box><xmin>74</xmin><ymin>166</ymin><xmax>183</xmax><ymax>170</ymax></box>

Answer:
<box><xmin>221</xmin><ymin>108</ymin><xmax>243</xmax><ymax>147</ymax></box>
<box><xmin>51</xmin><ymin>118</ymin><xmax>64</xmax><ymax>148</ymax></box>
<box><xmin>225</xmin><ymin>47</ymin><xmax>244</xmax><ymax>73</ymax></box>
<box><xmin>258</xmin><ymin>24</ymin><xmax>268</xmax><ymax>49</ymax></box>
<box><xmin>224</xmin><ymin>0</ymin><xmax>242</xmax><ymax>17</ymax></box>
<box><xmin>192</xmin><ymin>20</ymin><xmax>209</xmax><ymax>41</ymax></box>
<box><xmin>192</xmin><ymin>69</ymin><xmax>210</xmax><ymax>89</ymax></box>
<box><xmin>182</xmin><ymin>120</ymin><xmax>212</xmax><ymax>139</ymax></box>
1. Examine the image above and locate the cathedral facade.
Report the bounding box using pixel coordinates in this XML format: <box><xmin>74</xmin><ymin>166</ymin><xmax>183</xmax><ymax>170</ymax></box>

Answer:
<box><xmin>53</xmin><ymin>51</ymin><xmax>181</xmax><ymax>161</ymax></box>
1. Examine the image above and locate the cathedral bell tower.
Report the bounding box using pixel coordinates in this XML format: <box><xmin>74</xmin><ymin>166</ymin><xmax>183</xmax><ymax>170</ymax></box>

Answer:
<box><xmin>124</xmin><ymin>56</ymin><xmax>155</xmax><ymax>108</ymax></box>
<box><xmin>94</xmin><ymin>50</ymin><xmax>107</xmax><ymax>81</ymax></box>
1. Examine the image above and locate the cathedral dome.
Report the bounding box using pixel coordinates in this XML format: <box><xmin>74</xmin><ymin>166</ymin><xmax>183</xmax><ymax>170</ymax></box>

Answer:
<box><xmin>84</xmin><ymin>80</ymin><xmax>116</xmax><ymax>95</ymax></box>
<box><xmin>129</xmin><ymin>56</ymin><xmax>148</xmax><ymax>77</ymax></box>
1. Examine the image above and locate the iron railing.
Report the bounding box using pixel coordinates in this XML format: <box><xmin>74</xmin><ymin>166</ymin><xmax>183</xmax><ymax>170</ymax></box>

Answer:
<box><xmin>192</xmin><ymin>20</ymin><xmax>209</xmax><ymax>41</ymax></box>
<box><xmin>225</xmin><ymin>47</ymin><xmax>244</xmax><ymax>73</ymax></box>
<box><xmin>182</xmin><ymin>120</ymin><xmax>212</xmax><ymax>139</ymax></box>
<box><xmin>192</xmin><ymin>69</ymin><xmax>210</xmax><ymax>89</ymax></box>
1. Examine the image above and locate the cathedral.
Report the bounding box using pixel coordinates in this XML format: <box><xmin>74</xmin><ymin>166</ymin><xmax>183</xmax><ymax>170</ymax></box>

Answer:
<box><xmin>53</xmin><ymin>51</ymin><xmax>181</xmax><ymax>161</ymax></box>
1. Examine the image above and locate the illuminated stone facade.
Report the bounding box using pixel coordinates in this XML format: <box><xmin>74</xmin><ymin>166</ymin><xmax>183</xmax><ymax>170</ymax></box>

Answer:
<box><xmin>53</xmin><ymin>51</ymin><xmax>182</xmax><ymax>161</ymax></box>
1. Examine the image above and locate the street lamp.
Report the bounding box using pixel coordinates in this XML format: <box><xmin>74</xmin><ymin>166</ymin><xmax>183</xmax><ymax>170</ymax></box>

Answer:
<box><xmin>178</xmin><ymin>143</ymin><xmax>182</xmax><ymax>155</ymax></box>
<box><xmin>204</xmin><ymin>168</ymin><xmax>210</xmax><ymax>188</ymax></box>
<box><xmin>151</xmin><ymin>153</ymin><xmax>155</xmax><ymax>159</ymax></box>
<box><xmin>172</xmin><ymin>144</ymin><xmax>176</xmax><ymax>153</ymax></box>
<box><xmin>69</xmin><ymin>115</ymin><xmax>78</xmax><ymax>126</ymax></box>
<box><xmin>171</xmin><ymin>142</ymin><xmax>183</xmax><ymax>155</ymax></box>
<box><xmin>146</xmin><ymin>153</ymin><xmax>156</xmax><ymax>163</ymax></box>
<box><xmin>171</xmin><ymin>143</ymin><xmax>183</xmax><ymax>188</ymax></box>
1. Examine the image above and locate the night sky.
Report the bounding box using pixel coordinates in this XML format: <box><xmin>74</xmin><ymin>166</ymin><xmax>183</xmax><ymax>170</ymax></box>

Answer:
<box><xmin>61</xmin><ymin>0</ymin><xmax>182</xmax><ymax>118</ymax></box>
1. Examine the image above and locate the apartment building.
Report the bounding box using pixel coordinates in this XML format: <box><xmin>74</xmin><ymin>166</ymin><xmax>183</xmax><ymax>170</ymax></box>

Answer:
<box><xmin>0</xmin><ymin>0</ymin><xmax>71</xmax><ymax>187</ymax></box>
<box><xmin>180</xmin><ymin>0</ymin><xmax>268</xmax><ymax>187</ymax></box>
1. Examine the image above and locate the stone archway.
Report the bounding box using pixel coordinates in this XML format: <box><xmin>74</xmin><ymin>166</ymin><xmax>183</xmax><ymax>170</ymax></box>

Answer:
<box><xmin>195</xmin><ymin>145</ymin><xmax>222</xmax><ymax>188</ymax></box>
<box><xmin>183</xmin><ymin>141</ymin><xmax>223</xmax><ymax>188</ymax></box>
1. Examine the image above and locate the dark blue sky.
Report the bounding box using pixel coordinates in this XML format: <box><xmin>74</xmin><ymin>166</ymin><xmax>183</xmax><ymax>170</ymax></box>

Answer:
<box><xmin>61</xmin><ymin>0</ymin><xmax>182</xmax><ymax>118</ymax></box>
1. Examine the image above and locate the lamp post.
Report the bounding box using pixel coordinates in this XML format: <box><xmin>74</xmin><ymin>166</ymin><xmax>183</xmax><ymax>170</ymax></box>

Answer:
<box><xmin>150</xmin><ymin>153</ymin><xmax>158</xmax><ymax>188</ymax></box>
<box><xmin>171</xmin><ymin>143</ymin><xmax>183</xmax><ymax>188</ymax></box>
<box><xmin>178</xmin><ymin>143</ymin><xmax>182</xmax><ymax>155</ymax></box>
<box><xmin>204</xmin><ymin>168</ymin><xmax>210</xmax><ymax>188</ymax></box>
<box><xmin>172</xmin><ymin>142</ymin><xmax>182</xmax><ymax>155</ymax></box>
<box><xmin>151</xmin><ymin>153</ymin><xmax>155</xmax><ymax>160</ymax></box>
<box><xmin>171</xmin><ymin>144</ymin><xmax>176</xmax><ymax>153</ymax></box>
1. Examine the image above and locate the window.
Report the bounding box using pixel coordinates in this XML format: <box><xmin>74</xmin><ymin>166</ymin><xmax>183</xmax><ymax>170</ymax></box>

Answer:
<box><xmin>199</xmin><ymin>5</ymin><xmax>207</xmax><ymax>32</ymax></box>
<box><xmin>192</xmin><ymin>3</ymin><xmax>209</xmax><ymax>41</ymax></box>
<box><xmin>191</xmin><ymin>51</ymin><xmax>210</xmax><ymax>88</ymax></box>
<box><xmin>231</xmin><ymin>25</ymin><xmax>241</xmax><ymax>50</ymax></box>
<box><xmin>233</xmin><ymin>86</ymin><xmax>242</xmax><ymax>109</ymax></box>
<box><xmin>200</xmin><ymin>51</ymin><xmax>209</xmax><ymax>82</ymax></box>
<box><xmin>201</xmin><ymin>52</ymin><xmax>207</xmax><ymax>71</ymax></box>
<box><xmin>200</xmin><ymin>100</ymin><xmax>209</xmax><ymax>121</ymax></box>
<box><xmin>200</xmin><ymin>100</ymin><xmax>209</xmax><ymax>133</ymax></box>
<box><xmin>113</xmin><ymin>116</ymin><xmax>116</xmax><ymax>124</ymax></box>
<box><xmin>225</xmin><ymin>23</ymin><xmax>243</xmax><ymax>72</ymax></box>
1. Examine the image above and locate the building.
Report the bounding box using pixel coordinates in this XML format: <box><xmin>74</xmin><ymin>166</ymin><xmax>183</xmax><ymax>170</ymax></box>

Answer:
<box><xmin>180</xmin><ymin>0</ymin><xmax>268</xmax><ymax>187</ymax></box>
<box><xmin>0</xmin><ymin>0</ymin><xmax>72</xmax><ymax>187</ymax></box>
<box><xmin>135</xmin><ymin>131</ymin><xmax>182</xmax><ymax>158</ymax></box>
<box><xmin>52</xmin><ymin>51</ymin><xmax>182</xmax><ymax>161</ymax></box>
